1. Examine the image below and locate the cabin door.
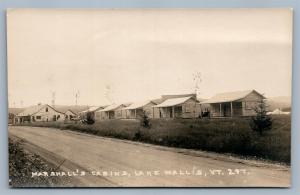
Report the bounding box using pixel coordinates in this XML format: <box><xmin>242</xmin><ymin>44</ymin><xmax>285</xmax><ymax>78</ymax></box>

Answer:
<box><xmin>109</xmin><ymin>111</ymin><xmax>115</xmax><ymax>119</ymax></box>
<box><xmin>223</xmin><ymin>103</ymin><xmax>231</xmax><ymax>117</ymax></box>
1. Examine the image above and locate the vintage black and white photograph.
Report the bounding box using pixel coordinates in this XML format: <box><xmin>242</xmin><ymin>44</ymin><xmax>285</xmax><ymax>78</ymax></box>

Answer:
<box><xmin>7</xmin><ymin>8</ymin><xmax>292</xmax><ymax>187</ymax></box>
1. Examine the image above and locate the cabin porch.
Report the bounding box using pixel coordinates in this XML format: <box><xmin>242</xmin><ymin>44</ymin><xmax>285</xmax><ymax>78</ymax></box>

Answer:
<box><xmin>210</xmin><ymin>102</ymin><xmax>243</xmax><ymax>118</ymax></box>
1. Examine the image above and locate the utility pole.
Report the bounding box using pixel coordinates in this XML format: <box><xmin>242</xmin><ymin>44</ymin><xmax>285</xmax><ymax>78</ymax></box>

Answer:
<box><xmin>193</xmin><ymin>71</ymin><xmax>202</xmax><ymax>98</ymax></box>
<box><xmin>75</xmin><ymin>90</ymin><xmax>80</xmax><ymax>106</ymax></box>
<box><xmin>51</xmin><ymin>91</ymin><xmax>56</xmax><ymax>107</ymax></box>
<box><xmin>104</xmin><ymin>85</ymin><xmax>115</xmax><ymax>104</ymax></box>
<box><xmin>193</xmin><ymin>71</ymin><xmax>202</xmax><ymax>118</ymax></box>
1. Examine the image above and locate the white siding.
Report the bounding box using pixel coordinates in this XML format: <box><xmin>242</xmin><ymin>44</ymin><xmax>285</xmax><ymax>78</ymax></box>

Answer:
<box><xmin>32</xmin><ymin>105</ymin><xmax>64</xmax><ymax>122</ymax></box>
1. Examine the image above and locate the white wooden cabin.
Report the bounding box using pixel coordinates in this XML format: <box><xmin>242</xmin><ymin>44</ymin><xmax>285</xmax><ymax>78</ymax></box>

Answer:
<box><xmin>16</xmin><ymin>104</ymin><xmax>65</xmax><ymax>123</ymax></box>
<box><xmin>152</xmin><ymin>96</ymin><xmax>200</xmax><ymax>118</ymax></box>
<box><xmin>200</xmin><ymin>90</ymin><xmax>265</xmax><ymax>118</ymax></box>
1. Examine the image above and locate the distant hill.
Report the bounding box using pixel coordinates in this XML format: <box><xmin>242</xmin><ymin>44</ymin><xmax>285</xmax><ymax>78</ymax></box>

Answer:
<box><xmin>266</xmin><ymin>96</ymin><xmax>291</xmax><ymax>111</ymax></box>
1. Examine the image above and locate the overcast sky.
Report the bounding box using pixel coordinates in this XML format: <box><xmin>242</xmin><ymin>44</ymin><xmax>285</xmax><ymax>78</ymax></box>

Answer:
<box><xmin>7</xmin><ymin>9</ymin><xmax>292</xmax><ymax>107</ymax></box>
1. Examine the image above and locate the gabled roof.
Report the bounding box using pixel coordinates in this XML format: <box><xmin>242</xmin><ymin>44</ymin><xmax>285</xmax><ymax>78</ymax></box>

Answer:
<box><xmin>97</xmin><ymin>104</ymin><xmax>124</xmax><ymax>112</ymax></box>
<box><xmin>161</xmin><ymin>93</ymin><xmax>196</xmax><ymax>99</ymax></box>
<box><xmin>123</xmin><ymin>100</ymin><xmax>156</xmax><ymax>110</ymax></box>
<box><xmin>17</xmin><ymin>104</ymin><xmax>64</xmax><ymax>117</ymax></box>
<box><xmin>153</xmin><ymin>96</ymin><xmax>194</xmax><ymax>108</ymax></box>
<box><xmin>122</xmin><ymin>102</ymin><xmax>133</xmax><ymax>107</ymax></box>
<box><xmin>151</xmin><ymin>93</ymin><xmax>196</xmax><ymax>105</ymax></box>
<box><xmin>200</xmin><ymin>90</ymin><xmax>265</xmax><ymax>104</ymax></box>
<box><xmin>53</xmin><ymin>105</ymin><xmax>89</xmax><ymax>114</ymax></box>
<box><xmin>197</xmin><ymin>98</ymin><xmax>208</xmax><ymax>102</ymax></box>
<box><xmin>64</xmin><ymin>109</ymin><xmax>77</xmax><ymax>115</ymax></box>
<box><xmin>79</xmin><ymin>106</ymin><xmax>106</xmax><ymax>113</ymax></box>
<box><xmin>17</xmin><ymin>105</ymin><xmax>45</xmax><ymax>116</ymax></box>
<box><xmin>8</xmin><ymin>108</ymin><xmax>25</xmax><ymax>115</ymax></box>
<box><xmin>151</xmin><ymin>98</ymin><xmax>165</xmax><ymax>105</ymax></box>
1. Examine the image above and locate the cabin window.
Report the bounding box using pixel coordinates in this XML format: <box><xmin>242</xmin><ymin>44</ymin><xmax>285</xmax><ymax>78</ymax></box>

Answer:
<box><xmin>185</xmin><ymin>105</ymin><xmax>191</xmax><ymax>113</ymax></box>
<box><xmin>245</xmin><ymin>102</ymin><xmax>257</xmax><ymax>110</ymax></box>
<box><xmin>145</xmin><ymin>110</ymin><xmax>151</xmax><ymax>116</ymax></box>
<box><xmin>175</xmin><ymin>106</ymin><xmax>183</xmax><ymax>112</ymax></box>
<box><xmin>36</xmin><ymin>116</ymin><xmax>41</xmax><ymax>119</ymax></box>
<box><xmin>45</xmin><ymin>107</ymin><xmax>48</xmax><ymax>112</ymax></box>
<box><xmin>116</xmin><ymin>110</ymin><xmax>122</xmax><ymax>117</ymax></box>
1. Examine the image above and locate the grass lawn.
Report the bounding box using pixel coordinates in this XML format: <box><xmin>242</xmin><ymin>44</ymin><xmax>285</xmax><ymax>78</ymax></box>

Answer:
<box><xmin>15</xmin><ymin>115</ymin><xmax>291</xmax><ymax>164</ymax></box>
<box><xmin>9</xmin><ymin>138</ymin><xmax>75</xmax><ymax>187</ymax></box>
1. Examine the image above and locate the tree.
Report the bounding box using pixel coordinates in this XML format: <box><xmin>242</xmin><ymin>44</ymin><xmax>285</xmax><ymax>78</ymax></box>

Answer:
<box><xmin>249</xmin><ymin>99</ymin><xmax>272</xmax><ymax>135</ymax></box>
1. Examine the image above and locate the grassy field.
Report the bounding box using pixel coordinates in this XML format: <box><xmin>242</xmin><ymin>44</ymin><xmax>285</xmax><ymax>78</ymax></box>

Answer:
<box><xmin>9</xmin><ymin>138</ymin><xmax>76</xmax><ymax>187</ymax></box>
<box><xmin>15</xmin><ymin>115</ymin><xmax>291</xmax><ymax>164</ymax></box>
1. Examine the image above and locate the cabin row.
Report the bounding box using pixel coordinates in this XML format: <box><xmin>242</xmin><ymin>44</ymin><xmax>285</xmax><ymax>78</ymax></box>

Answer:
<box><xmin>80</xmin><ymin>89</ymin><xmax>265</xmax><ymax>121</ymax></box>
<box><xmin>79</xmin><ymin>94</ymin><xmax>202</xmax><ymax>121</ymax></box>
<box><xmin>12</xmin><ymin>90</ymin><xmax>265</xmax><ymax>124</ymax></box>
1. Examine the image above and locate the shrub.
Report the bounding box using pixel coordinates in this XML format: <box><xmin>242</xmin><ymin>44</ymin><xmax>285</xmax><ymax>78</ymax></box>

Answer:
<box><xmin>250</xmin><ymin>99</ymin><xmax>272</xmax><ymax>135</ymax></box>
<box><xmin>140</xmin><ymin>111</ymin><xmax>151</xmax><ymax>128</ymax></box>
<box><xmin>86</xmin><ymin>112</ymin><xmax>95</xmax><ymax>125</ymax></box>
<box><xmin>133</xmin><ymin>129</ymin><xmax>142</xmax><ymax>141</ymax></box>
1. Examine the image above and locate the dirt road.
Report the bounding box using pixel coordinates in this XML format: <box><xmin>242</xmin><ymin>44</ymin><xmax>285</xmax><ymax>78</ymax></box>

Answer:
<box><xmin>8</xmin><ymin>126</ymin><xmax>290</xmax><ymax>187</ymax></box>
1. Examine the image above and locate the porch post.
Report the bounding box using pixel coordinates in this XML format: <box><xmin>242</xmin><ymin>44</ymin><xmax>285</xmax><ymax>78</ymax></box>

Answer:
<box><xmin>172</xmin><ymin>106</ymin><xmax>175</xmax><ymax>118</ymax></box>
<box><xmin>231</xmin><ymin>102</ymin><xmax>233</xmax><ymax>117</ymax></box>
<box><xmin>135</xmin><ymin>109</ymin><xmax>137</xmax><ymax>118</ymax></box>
<box><xmin>219</xmin><ymin>103</ymin><xmax>222</xmax><ymax>117</ymax></box>
<box><xmin>152</xmin><ymin>107</ymin><xmax>155</xmax><ymax>118</ymax></box>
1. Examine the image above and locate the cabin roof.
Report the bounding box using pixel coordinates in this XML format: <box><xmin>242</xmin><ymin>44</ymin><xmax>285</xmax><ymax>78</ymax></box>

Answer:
<box><xmin>97</xmin><ymin>104</ymin><xmax>124</xmax><ymax>112</ymax></box>
<box><xmin>123</xmin><ymin>100</ymin><xmax>155</xmax><ymax>110</ymax></box>
<box><xmin>64</xmin><ymin>109</ymin><xmax>77</xmax><ymax>115</ymax></box>
<box><xmin>153</xmin><ymin>96</ymin><xmax>193</xmax><ymax>108</ymax></box>
<box><xmin>201</xmin><ymin>90</ymin><xmax>265</xmax><ymax>104</ymax></box>
<box><xmin>161</xmin><ymin>93</ymin><xmax>196</xmax><ymax>99</ymax></box>
<box><xmin>17</xmin><ymin>104</ymin><xmax>45</xmax><ymax>116</ymax></box>
<box><xmin>79</xmin><ymin>106</ymin><xmax>107</xmax><ymax>113</ymax></box>
<box><xmin>53</xmin><ymin>105</ymin><xmax>89</xmax><ymax>114</ymax></box>
<box><xmin>17</xmin><ymin>104</ymin><xmax>64</xmax><ymax>116</ymax></box>
<box><xmin>151</xmin><ymin>94</ymin><xmax>196</xmax><ymax>105</ymax></box>
<box><xmin>150</xmin><ymin>98</ymin><xmax>165</xmax><ymax>105</ymax></box>
<box><xmin>8</xmin><ymin>108</ymin><xmax>25</xmax><ymax>115</ymax></box>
